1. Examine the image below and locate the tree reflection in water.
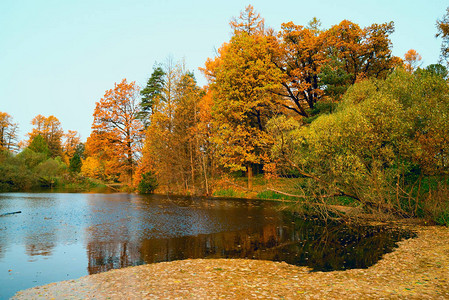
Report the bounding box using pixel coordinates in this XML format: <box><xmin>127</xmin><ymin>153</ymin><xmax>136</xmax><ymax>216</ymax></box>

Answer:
<box><xmin>86</xmin><ymin>210</ymin><xmax>414</xmax><ymax>273</ymax></box>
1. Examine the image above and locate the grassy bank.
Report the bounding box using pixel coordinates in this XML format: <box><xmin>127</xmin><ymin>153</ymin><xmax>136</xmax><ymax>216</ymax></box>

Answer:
<box><xmin>209</xmin><ymin>175</ymin><xmax>449</xmax><ymax>226</ymax></box>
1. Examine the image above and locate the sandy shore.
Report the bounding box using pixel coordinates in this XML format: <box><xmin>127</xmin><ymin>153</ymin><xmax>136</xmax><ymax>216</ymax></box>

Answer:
<box><xmin>13</xmin><ymin>225</ymin><xmax>449</xmax><ymax>299</ymax></box>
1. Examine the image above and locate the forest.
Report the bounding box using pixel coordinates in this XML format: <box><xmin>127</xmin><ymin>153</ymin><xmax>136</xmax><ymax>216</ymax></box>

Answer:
<box><xmin>1</xmin><ymin>6</ymin><xmax>449</xmax><ymax>225</ymax></box>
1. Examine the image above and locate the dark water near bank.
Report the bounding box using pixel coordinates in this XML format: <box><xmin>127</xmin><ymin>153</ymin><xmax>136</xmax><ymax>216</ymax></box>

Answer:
<box><xmin>0</xmin><ymin>193</ymin><xmax>413</xmax><ymax>299</ymax></box>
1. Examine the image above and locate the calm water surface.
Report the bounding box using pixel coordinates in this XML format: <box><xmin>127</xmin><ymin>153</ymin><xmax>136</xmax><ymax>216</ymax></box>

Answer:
<box><xmin>0</xmin><ymin>193</ymin><xmax>413</xmax><ymax>299</ymax></box>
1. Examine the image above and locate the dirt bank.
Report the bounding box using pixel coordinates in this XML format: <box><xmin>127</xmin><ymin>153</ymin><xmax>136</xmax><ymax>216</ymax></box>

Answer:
<box><xmin>13</xmin><ymin>225</ymin><xmax>449</xmax><ymax>299</ymax></box>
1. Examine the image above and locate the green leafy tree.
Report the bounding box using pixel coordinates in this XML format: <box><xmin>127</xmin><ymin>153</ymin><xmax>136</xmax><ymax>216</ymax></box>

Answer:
<box><xmin>28</xmin><ymin>134</ymin><xmax>50</xmax><ymax>157</ymax></box>
<box><xmin>425</xmin><ymin>63</ymin><xmax>448</xmax><ymax>79</ymax></box>
<box><xmin>0</xmin><ymin>151</ymin><xmax>35</xmax><ymax>191</ymax></box>
<box><xmin>74</xmin><ymin>143</ymin><xmax>85</xmax><ymax>159</ymax></box>
<box><xmin>35</xmin><ymin>157</ymin><xmax>66</xmax><ymax>187</ymax></box>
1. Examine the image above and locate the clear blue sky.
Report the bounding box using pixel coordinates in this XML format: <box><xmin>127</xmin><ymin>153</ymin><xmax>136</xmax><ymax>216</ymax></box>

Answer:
<box><xmin>1</xmin><ymin>0</ymin><xmax>447</xmax><ymax>143</ymax></box>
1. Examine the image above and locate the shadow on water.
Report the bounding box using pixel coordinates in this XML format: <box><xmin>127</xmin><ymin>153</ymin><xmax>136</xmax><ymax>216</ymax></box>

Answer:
<box><xmin>0</xmin><ymin>193</ymin><xmax>415</xmax><ymax>299</ymax></box>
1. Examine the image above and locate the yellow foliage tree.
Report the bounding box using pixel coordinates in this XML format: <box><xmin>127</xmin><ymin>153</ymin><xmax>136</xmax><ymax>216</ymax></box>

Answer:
<box><xmin>81</xmin><ymin>156</ymin><xmax>104</xmax><ymax>179</ymax></box>
<box><xmin>203</xmin><ymin>7</ymin><xmax>282</xmax><ymax>188</ymax></box>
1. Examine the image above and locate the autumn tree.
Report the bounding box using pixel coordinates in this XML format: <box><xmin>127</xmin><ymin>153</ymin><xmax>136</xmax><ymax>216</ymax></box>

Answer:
<box><xmin>404</xmin><ymin>49</ymin><xmax>422</xmax><ymax>73</ymax></box>
<box><xmin>267</xmin><ymin>18</ymin><xmax>400</xmax><ymax>117</ymax></box>
<box><xmin>172</xmin><ymin>72</ymin><xmax>205</xmax><ymax>192</ymax></box>
<box><xmin>437</xmin><ymin>7</ymin><xmax>449</xmax><ymax>66</ymax></box>
<box><xmin>63</xmin><ymin>130</ymin><xmax>81</xmax><ymax>159</ymax></box>
<box><xmin>270</xmin><ymin>20</ymin><xmax>328</xmax><ymax>117</ymax></box>
<box><xmin>230</xmin><ymin>4</ymin><xmax>264</xmax><ymax>35</ymax></box>
<box><xmin>64</xmin><ymin>130</ymin><xmax>83</xmax><ymax>173</ymax></box>
<box><xmin>138</xmin><ymin>61</ymin><xmax>174</xmax><ymax>191</ymax></box>
<box><xmin>139</xmin><ymin>59</ymin><xmax>207</xmax><ymax>193</ymax></box>
<box><xmin>203</xmin><ymin>6</ymin><xmax>281</xmax><ymax>188</ymax></box>
<box><xmin>84</xmin><ymin>130</ymin><xmax>122</xmax><ymax>181</ymax></box>
<box><xmin>321</xmin><ymin>20</ymin><xmax>399</xmax><ymax>99</ymax></box>
<box><xmin>89</xmin><ymin>79</ymin><xmax>143</xmax><ymax>183</ymax></box>
<box><xmin>28</xmin><ymin>114</ymin><xmax>63</xmax><ymax>157</ymax></box>
<box><xmin>81</xmin><ymin>155</ymin><xmax>105</xmax><ymax>179</ymax></box>
<box><xmin>0</xmin><ymin>112</ymin><xmax>19</xmax><ymax>152</ymax></box>
<box><xmin>195</xmin><ymin>88</ymin><xmax>215</xmax><ymax>194</ymax></box>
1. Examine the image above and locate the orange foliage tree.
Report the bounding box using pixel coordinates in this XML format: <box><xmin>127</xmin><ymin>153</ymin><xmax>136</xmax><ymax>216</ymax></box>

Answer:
<box><xmin>87</xmin><ymin>79</ymin><xmax>143</xmax><ymax>183</ymax></box>
<box><xmin>28</xmin><ymin>114</ymin><xmax>63</xmax><ymax>157</ymax></box>
<box><xmin>0</xmin><ymin>112</ymin><xmax>19</xmax><ymax>152</ymax></box>
<box><xmin>269</xmin><ymin>20</ymin><xmax>328</xmax><ymax>116</ymax></box>
<box><xmin>267</xmin><ymin>18</ymin><xmax>399</xmax><ymax>116</ymax></box>
<box><xmin>321</xmin><ymin>20</ymin><xmax>399</xmax><ymax>98</ymax></box>
<box><xmin>404</xmin><ymin>49</ymin><xmax>422</xmax><ymax>73</ymax></box>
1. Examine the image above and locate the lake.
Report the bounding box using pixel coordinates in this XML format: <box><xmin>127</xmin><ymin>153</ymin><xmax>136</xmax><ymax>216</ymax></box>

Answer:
<box><xmin>0</xmin><ymin>193</ymin><xmax>413</xmax><ymax>299</ymax></box>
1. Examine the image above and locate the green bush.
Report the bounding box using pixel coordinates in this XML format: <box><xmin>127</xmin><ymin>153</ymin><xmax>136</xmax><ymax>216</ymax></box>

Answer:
<box><xmin>0</xmin><ymin>151</ymin><xmax>37</xmax><ymax>191</ymax></box>
<box><xmin>137</xmin><ymin>171</ymin><xmax>158</xmax><ymax>194</ymax></box>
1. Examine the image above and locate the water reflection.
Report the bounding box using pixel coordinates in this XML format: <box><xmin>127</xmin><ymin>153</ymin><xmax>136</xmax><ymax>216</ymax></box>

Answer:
<box><xmin>0</xmin><ymin>193</ymin><xmax>414</xmax><ymax>299</ymax></box>
<box><xmin>85</xmin><ymin>212</ymin><xmax>413</xmax><ymax>274</ymax></box>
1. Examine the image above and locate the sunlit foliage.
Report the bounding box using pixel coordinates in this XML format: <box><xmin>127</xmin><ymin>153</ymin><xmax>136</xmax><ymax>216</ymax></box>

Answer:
<box><xmin>203</xmin><ymin>6</ymin><xmax>282</xmax><ymax>188</ymax></box>
<box><xmin>87</xmin><ymin>79</ymin><xmax>144</xmax><ymax>183</ymax></box>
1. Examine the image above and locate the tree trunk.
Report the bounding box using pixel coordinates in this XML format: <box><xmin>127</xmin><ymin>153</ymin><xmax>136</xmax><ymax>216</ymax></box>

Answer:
<box><xmin>247</xmin><ymin>164</ymin><xmax>253</xmax><ymax>190</ymax></box>
<box><xmin>190</xmin><ymin>142</ymin><xmax>195</xmax><ymax>193</ymax></box>
<box><xmin>127</xmin><ymin>130</ymin><xmax>133</xmax><ymax>184</ymax></box>
<box><xmin>202</xmin><ymin>154</ymin><xmax>209</xmax><ymax>195</ymax></box>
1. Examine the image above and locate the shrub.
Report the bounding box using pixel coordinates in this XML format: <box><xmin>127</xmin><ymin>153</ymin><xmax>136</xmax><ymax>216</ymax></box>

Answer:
<box><xmin>137</xmin><ymin>171</ymin><xmax>158</xmax><ymax>194</ymax></box>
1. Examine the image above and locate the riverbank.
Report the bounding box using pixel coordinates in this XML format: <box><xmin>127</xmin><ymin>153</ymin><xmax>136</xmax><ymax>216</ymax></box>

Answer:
<box><xmin>13</xmin><ymin>224</ymin><xmax>449</xmax><ymax>299</ymax></box>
